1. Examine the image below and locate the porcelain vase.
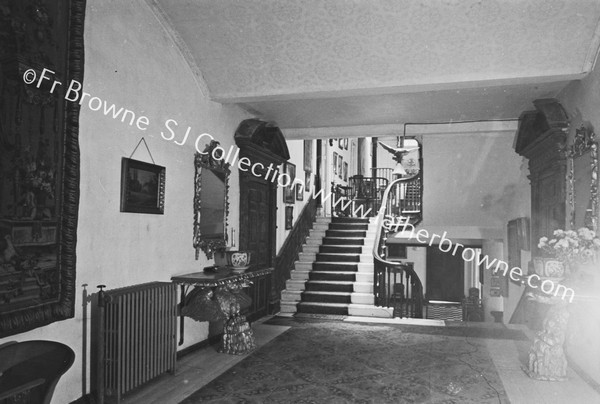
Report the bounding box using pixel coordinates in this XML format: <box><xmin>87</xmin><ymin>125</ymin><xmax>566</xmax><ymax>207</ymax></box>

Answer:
<box><xmin>533</xmin><ymin>257</ymin><xmax>565</xmax><ymax>278</ymax></box>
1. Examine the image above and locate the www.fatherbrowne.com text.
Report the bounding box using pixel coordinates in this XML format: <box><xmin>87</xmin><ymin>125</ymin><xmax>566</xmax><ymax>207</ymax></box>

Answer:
<box><xmin>382</xmin><ymin>215</ymin><xmax>575</xmax><ymax>303</ymax></box>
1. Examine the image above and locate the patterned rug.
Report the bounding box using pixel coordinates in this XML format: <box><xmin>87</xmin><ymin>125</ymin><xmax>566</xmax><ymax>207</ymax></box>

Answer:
<box><xmin>180</xmin><ymin>318</ymin><xmax>516</xmax><ymax>403</ymax></box>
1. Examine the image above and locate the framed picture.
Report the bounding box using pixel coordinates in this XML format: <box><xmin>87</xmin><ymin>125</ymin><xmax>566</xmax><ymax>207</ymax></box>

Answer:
<box><xmin>296</xmin><ymin>183</ymin><xmax>304</xmax><ymax>201</ymax></box>
<box><xmin>283</xmin><ymin>162</ymin><xmax>296</xmax><ymax>203</ymax></box>
<box><xmin>305</xmin><ymin>172</ymin><xmax>311</xmax><ymax>193</ymax></box>
<box><xmin>120</xmin><ymin>158</ymin><xmax>166</xmax><ymax>214</ymax></box>
<box><xmin>338</xmin><ymin>138</ymin><xmax>343</xmax><ymax>149</ymax></box>
<box><xmin>343</xmin><ymin>162</ymin><xmax>348</xmax><ymax>181</ymax></box>
<box><xmin>338</xmin><ymin>156</ymin><xmax>343</xmax><ymax>179</ymax></box>
<box><xmin>333</xmin><ymin>152</ymin><xmax>338</xmax><ymax>174</ymax></box>
<box><xmin>344</xmin><ymin>138</ymin><xmax>349</xmax><ymax>150</ymax></box>
<box><xmin>304</xmin><ymin>140</ymin><xmax>313</xmax><ymax>172</ymax></box>
<box><xmin>285</xmin><ymin>206</ymin><xmax>294</xmax><ymax>230</ymax></box>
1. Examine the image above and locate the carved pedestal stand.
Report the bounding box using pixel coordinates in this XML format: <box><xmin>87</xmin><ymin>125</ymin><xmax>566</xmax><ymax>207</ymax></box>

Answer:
<box><xmin>525</xmin><ymin>293</ymin><xmax>570</xmax><ymax>381</ymax></box>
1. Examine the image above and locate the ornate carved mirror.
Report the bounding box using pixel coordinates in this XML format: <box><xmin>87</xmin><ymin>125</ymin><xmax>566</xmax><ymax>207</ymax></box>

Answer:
<box><xmin>567</xmin><ymin>125</ymin><xmax>599</xmax><ymax>232</ymax></box>
<box><xmin>0</xmin><ymin>0</ymin><xmax>84</xmax><ymax>337</ymax></box>
<box><xmin>193</xmin><ymin>141</ymin><xmax>230</xmax><ymax>259</ymax></box>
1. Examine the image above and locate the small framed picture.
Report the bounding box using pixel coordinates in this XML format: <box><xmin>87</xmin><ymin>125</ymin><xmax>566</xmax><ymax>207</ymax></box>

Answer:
<box><xmin>344</xmin><ymin>138</ymin><xmax>349</xmax><ymax>150</ymax></box>
<box><xmin>296</xmin><ymin>183</ymin><xmax>304</xmax><ymax>201</ymax></box>
<box><xmin>338</xmin><ymin>156</ymin><xmax>343</xmax><ymax>179</ymax></box>
<box><xmin>285</xmin><ymin>206</ymin><xmax>294</xmax><ymax>230</ymax></box>
<box><xmin>283</xmin><ymin>162</ymin><xmax>296</xmax><ymax>204</ymax></box>
<box><xmin>120</xmin><ymin>158</ymin><xmax>165</xmax><ymax>214</ymax></box>
<box><xmin>343</xmin><ymin>162</ymin><xmax>348</xmax><ymax>181</ymax></box>
<box><xmin>304</xmin><ymin>140</ymin><xmax>313</xmax><ymax>173</ymax></box>
<box><xmin>333</xmin><ymin>152</ymin><xmax>338</xmax><ymax>174</ymax></box>
<box><xmin>305</xmin><ymin>172</ymin><xmax>311</xmax><ymax>193</ymax></box>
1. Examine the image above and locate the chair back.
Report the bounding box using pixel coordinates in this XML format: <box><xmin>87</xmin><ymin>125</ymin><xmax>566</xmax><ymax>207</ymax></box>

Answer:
<box><xmin>0</xmin><ymin>340</ymin><xmax>75</xmax><ymax>404</ymax></box>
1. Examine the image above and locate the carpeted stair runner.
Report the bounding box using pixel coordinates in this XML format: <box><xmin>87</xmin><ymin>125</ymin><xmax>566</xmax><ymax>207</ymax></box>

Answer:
<box><xmin>280</xmin><ymin>216</ymin><xmax>391</xmax><ymax>317</ymax></box>
<box><xmin>298</xmin><ymin>217</ymin><xmax>369</xmax><ymax>316</ymax></box>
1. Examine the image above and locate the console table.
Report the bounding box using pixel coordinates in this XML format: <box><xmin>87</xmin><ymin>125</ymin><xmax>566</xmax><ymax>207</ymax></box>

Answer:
<box><xmin>171</xmin><ymin>267</ymin><xmax>273</xmax><ymax>354</ymax></box>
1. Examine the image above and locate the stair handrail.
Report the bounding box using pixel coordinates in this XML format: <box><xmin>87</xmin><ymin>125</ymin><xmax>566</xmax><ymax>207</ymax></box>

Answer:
<box><xmin>372</xmin><ymin>175</ymin><xmax>424</xmax><ymax>317</ymax></box>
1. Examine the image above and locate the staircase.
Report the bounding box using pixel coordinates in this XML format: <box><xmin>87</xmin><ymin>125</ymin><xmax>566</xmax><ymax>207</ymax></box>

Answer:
<box><xmin>280</xmin><ymin>216</ymin><xmax>393</xmax><ymax>318</ymax></box>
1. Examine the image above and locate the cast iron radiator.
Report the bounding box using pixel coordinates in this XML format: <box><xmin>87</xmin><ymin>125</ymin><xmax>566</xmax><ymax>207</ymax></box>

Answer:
<box><xmin>96</xmin><ymin>282</ymin><xmax>177</xmax><ymax>403</ymax></box>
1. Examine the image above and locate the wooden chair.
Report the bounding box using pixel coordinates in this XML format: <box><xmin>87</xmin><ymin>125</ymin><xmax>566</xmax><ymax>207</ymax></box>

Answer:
<box><xmin>0</xmin><ymin>340</ymin><xmax>75</xmax><ymax>404</ymax></box>
<box><xmin>462</xmin><ymin>287</ymin><xmax>484</xmax><ymax>322</ymax></box>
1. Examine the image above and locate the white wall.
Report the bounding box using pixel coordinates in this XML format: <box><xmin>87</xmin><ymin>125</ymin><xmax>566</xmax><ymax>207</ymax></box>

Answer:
<box><xmin>0</xmin><ymin>1</ymin><xmax>253</xmax><ymax>403</ymax></box>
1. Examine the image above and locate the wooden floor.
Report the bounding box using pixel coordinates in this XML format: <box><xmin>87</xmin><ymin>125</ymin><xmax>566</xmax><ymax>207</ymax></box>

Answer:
<box><xmin>121</xmin><ymin>316</ymin><xmax>600</xmax><ymax>404</ymax></box>
<box><xmin>122</xmin><ymin>317</ymin><xmax>290</xmax><ymax>404</ymax></box>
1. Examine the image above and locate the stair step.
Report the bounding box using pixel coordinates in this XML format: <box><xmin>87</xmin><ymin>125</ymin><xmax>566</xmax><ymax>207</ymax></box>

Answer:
<box><xmin>326</xmin><ymin>230</ymin><xmax>367</xmax><ymax>238</ymax></box>
<box><xmin>312</xmin><ymin>262</ymin><xmax>358</xmax><ymax>272</ymax></box>
<box><xmin>329</xmin><ymin>223</ymin><xmax>369</xmax><ymax>230</ymax></box>
<box><xmin>331</xmin><ymin>217</ymin><xmax>370</xmax><ymax>224</ymax></box>
<box><xmin>301</xmin><ymin>291</ymin><xmax>352</xmax><ymax>304</ymax></box>
<box><xmin>319</xmin><ymin>245</ymin><xmax>363</xmax><ymax>254</ymax></box>
<box><xmin>286</xmin><ymin>279</ymin><xmax>308</xmax><ymax>291</ymax></box>
<box><xmin>297</xmin><ymin>302</ymin><xmax>349</xmax><ymax>315</ymax></box>
<box><xmin>302</xmin><ymin>245</ymin><xmax>321</xmax><ymax>253</ymax></box>
<box><xmin>316</xmin><ymin>217</ymin><xmax>332</xmax><ymax>223</ymax></box>
<box><xmin>305</xmin><ymin>281</ymin><xmax>354</xmax><ymax>293</ymax></box>
<box><xmin>322</xmin><ymin>237</ymin><xmax>364</xmax><ymax>246</ymax></box>
<box><xmin>316</xmin><ymin>253</ymin><xmax>360</xmax><ymax>262</ymax></box>
<box><xmin>309</xmin><ymin>271</ymin><xmax>356</xmax><ymax>282</ymax></box>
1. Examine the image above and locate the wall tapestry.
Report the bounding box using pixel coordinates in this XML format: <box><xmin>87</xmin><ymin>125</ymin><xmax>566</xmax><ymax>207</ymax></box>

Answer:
<box><xmin>0</xmin><ymin>0</ymin><xmax>85</xmax><ymax>337</ymax></box>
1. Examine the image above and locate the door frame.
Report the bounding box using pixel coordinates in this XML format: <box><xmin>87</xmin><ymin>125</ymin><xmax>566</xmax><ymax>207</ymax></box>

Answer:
<box><xmin>239</xmin><ymin>170</ymin><xmax>277</xmax><ymax>268</ymax></box>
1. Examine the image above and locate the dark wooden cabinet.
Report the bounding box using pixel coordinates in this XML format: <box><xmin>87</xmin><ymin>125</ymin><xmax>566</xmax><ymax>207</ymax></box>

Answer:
<box><xmin>514</xmin><ymin>99</ymin><xmax>569</xmax><ymax>329</ymax></box>
<box><xmin>515</xmin><ymin>99</ymin><xmax>569</xmax><ymax>257</ymax></box>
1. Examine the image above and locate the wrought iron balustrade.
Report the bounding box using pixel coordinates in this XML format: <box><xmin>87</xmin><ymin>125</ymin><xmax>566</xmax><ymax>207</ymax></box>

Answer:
<box><xmin>372</xmin><ymin>176</ymin><xmax>424</xmax><ymax>318</ymax></box>
<box><xmin>330</xmin><ymin>176</ymin><xmax>388</xmax><ymax>217</ymax></box>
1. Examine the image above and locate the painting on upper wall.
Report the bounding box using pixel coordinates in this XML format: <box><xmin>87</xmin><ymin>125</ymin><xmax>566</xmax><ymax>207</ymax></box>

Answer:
<box><xmin>296</xmin><ymin>183</ymin><xmax>303</xmax><ymax>201</ymax></box>
<box><xmin>0</xmin><ymin>0</ymin><xmax>85</xmax><ymax>337</ymax></box>
<box><xmin>285</xmin><ymin>206</ymin><xmax>293</xmax><ymax>230</ymax></box>
<box><xmin>305</xmin><ymin>172</ymin><xmax>311</xmax><ymax>193</ymax></box>
<box><xmin>120</xmin><ymin>158</ymin><xmax>165</xmax><ymax>214</ymax></box>
<box><xmin>303</xmin><ymin>140</ymin><xmax>312</xmax><ymax>173</ymax></box>
<box><xmin>333</xmin><ymin>152</ymin><xmax>338</xmax><ymax>174</ymax></box>
<box><xmin>283</xmin><ymin>162</ymin><xmax>295</xmax><ymax>204</ymax></box>
<box><xmin>338</xmin><ymin>156</ymin><xmax>343</xmax><ymax>179</ymax></box>
<box><xmin>343</xmin><ymin>162</ymin><xmax>348</xmax><ymax>181</ymax></box>
<box><xmin>338</xmin><ymin>138</ymin><xmax>344</xmax><ymax>149</ymax></box>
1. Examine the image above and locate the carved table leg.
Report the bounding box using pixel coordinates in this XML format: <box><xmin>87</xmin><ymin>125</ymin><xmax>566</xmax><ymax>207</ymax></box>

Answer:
<box><xmin>525</xmin><ymin>302</ymin><xmax>570</xmax><ymax>381</ymax></box>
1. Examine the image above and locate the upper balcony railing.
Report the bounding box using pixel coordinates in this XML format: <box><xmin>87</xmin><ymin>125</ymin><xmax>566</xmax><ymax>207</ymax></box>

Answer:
<box><xmin>331</xmin><ymin>176</ymin><xmax>388</xmax><ymax>218</ymax></box>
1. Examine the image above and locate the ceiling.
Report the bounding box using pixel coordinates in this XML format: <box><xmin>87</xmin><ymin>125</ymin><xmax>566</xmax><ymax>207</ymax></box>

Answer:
<box><xmin>155</xmin><ymin>0</ymin><xmax>600</xmax><ymax>131</ymax></box>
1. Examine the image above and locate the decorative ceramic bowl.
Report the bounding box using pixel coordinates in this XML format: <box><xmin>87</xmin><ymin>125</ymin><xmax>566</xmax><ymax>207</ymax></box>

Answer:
<box><xmin>230</xmin><ymin>251</ymin><xmax>251</xmax><ymax>268</ymax></box>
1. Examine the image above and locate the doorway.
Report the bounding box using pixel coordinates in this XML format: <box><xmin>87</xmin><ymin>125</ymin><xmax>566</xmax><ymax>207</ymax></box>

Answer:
<box><xmin>426</xmin><ymin>246</ymin><xmax>465</xmax><ymax>302</ymax></box>
<box><xmin>239</xmin><ymin>172</ymin><xmax>276</xmax><ymax>269</ymax></box>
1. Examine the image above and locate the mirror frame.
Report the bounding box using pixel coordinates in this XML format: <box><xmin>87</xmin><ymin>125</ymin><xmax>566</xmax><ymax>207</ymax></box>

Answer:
<box><xmin>567</xmin><ymin>125</ymin><xmax>599</xmax><ymax>232</ymax></box>
<box><xmin>193</xmin><ymin>140</ymin><xmax>230</xmax><ymax>259</ymax></box>
<box><xmin>0</xmin><ymin>0</ymin><xmax>84</xmax><ymax>337</ymax></box>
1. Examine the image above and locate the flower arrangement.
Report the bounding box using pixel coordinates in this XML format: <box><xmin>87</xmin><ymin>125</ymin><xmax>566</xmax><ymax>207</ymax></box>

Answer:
<box><xmin>538</xmin><ymin>228</ymin><xmax>600</xmax><ymax>269</ymax></box>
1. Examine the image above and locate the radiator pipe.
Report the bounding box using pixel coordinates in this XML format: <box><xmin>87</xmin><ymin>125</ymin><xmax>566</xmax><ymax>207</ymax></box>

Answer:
<box><xmin>97</xmin><ymin>284</ymin><xmax>107</xmax><ymax>404</ymax></box>
<box><xmin>179</xmin><ymin>285</ymin><xmax>186</xmax><ymax>345</ymax></box>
